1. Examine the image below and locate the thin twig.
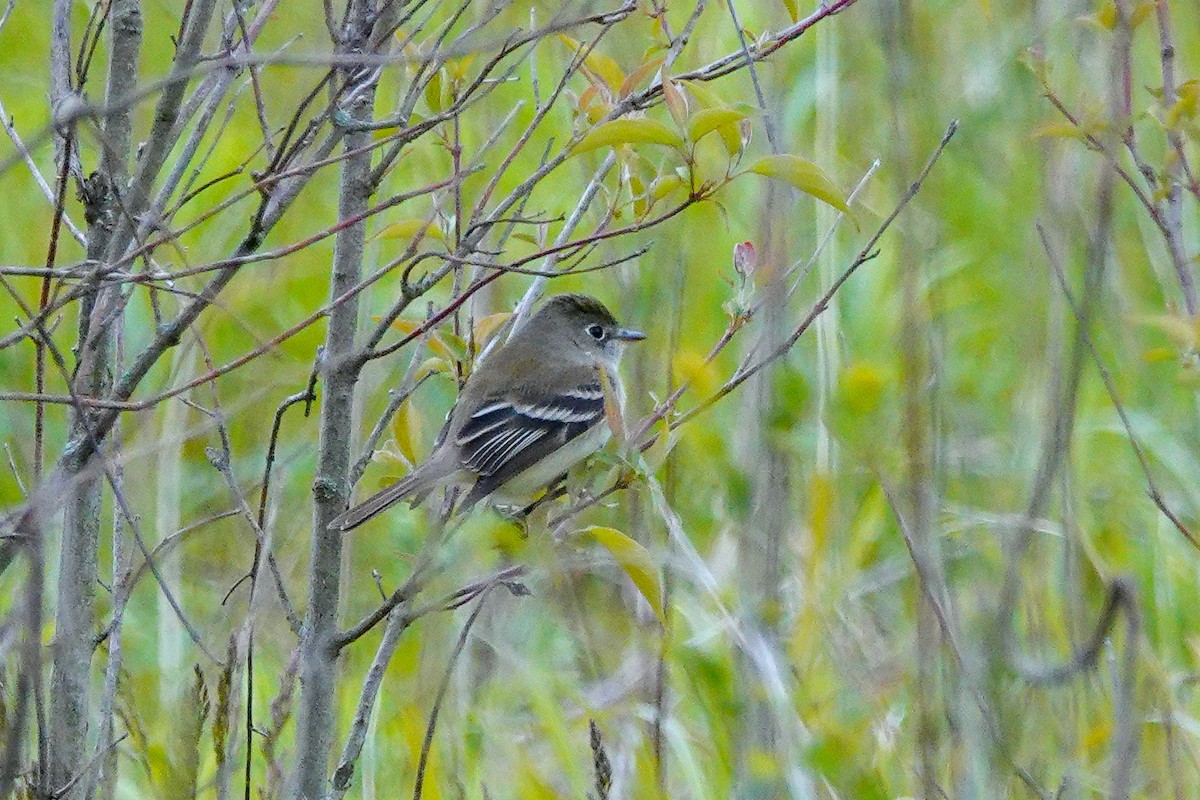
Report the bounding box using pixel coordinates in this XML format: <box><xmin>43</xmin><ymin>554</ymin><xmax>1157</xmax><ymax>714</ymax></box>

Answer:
<box><xmin>330</xmin><ymin>607</ymin><xmax>416</xmax><ymax>797</ymax></box>
<box><xmin>412</xmin><ymin>585</ymin><xmax>498</xmax><ymax>800</ymax></box>
<box><xmin>674</xmin><ymin>121</ymin><xmax>959</xmax><ymax>429</ymax></box>
<box><xmin>0</xmin><ymin>97</ymin><xmax>86</xmax><ymax>244</ymax></box>
<box><xmin>47</xmin><ymin>733</ymin><xmax>128</xmax><ymax>799</ymax></box>
<box><xmin>500</xmin><ymin>150</ymin><xmax>618</xmax><ymax>347</ymax></box>
<box><xmin>1038</xmin><ymin>223</ymin><xmax>1198</xmax><ymax>549</ymax></box>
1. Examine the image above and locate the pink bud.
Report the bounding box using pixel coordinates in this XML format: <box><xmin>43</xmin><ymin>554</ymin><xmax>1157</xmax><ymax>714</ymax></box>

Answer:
<box><xmin>733</xmin><ymin>241</ymin><xmax>756</xmax><ymax>278</ymax></box>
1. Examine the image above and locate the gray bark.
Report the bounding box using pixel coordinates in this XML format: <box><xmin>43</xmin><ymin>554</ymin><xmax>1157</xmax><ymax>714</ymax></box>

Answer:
<box><xmin>100</xmin><ymin>0</ymin><xmax>218</xmax><ymax>268</ymax></box>
<box><xmin>49</xmin><ymin>193</ymin><xmax>118</xmax><ymax>798</ymax></box>
<box><xmin>48</xmin><ymin>472</ymin><xmax>101</xmax><ymax>798</ymax></box>
<box><xmin>291</xmin><ymin>2</ymin><xmax>391</xmax><ymax>795</ymax></box>
<box><xmin>47</xmin><ymin>2</ymin><xmax>142</xmax><ymax>795</ymax></box>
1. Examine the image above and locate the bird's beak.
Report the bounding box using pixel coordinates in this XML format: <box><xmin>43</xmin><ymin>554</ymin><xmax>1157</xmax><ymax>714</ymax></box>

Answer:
<box><xmin>613</xmin><ymin>328</ymin><xmax>646</xmax><ymax>342</ymax></box>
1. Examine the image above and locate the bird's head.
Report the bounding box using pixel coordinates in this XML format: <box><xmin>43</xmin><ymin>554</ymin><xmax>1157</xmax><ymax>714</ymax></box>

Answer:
<box><xmin>534</xmin><ymin>293</ymin><xmax>646</xmax><ymax>367</ymax></box>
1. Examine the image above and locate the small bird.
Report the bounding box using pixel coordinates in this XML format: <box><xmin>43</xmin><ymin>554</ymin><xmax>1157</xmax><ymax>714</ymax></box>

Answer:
<box><xmin>329</xmin><ymin>293</ymin><xmax>645</xmax><ymax>531</ymax></box>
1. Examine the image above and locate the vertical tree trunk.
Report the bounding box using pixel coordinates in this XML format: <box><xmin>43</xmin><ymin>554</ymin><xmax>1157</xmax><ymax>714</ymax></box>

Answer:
<box><xmin>47</xmin><ymin>2</ymin><xmax>142</xmax><ymax>795</ymax></box>
<box><xmin>45</xmin><ymin>1</ymin><xmax>84</xmax><ymax>792</ymax></box>
<box><xmin>291</xmin><ymin>2</ymin><xmax>386</xmax><ymax>795</ymax></box>
<box><xmin>48</xmin><ymin>186</ymin><xmax>115</xmax><ymax>793</ymax></box>
<box><xmin>49</xmin><ymin>471</ymin><xmax>102</xmax><ymax>798</ymax></box>
<box><xmin>94</xmin><ymin>5</ymin><xmax>143</xmax><ymax>793</ymax></box>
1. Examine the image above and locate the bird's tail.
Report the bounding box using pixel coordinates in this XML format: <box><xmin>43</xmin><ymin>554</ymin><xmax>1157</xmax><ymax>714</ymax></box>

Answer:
<box><xmin>327</xmin><ymin>460</ymin><xmax>454</xmax><ymax>532</ymax></box>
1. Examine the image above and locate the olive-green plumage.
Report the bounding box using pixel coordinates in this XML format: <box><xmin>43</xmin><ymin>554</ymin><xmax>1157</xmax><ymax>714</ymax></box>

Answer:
<box><xmin>329</xmin><ymin>294</ymin><xmax>644</xmax><ymax>531</ymax></box>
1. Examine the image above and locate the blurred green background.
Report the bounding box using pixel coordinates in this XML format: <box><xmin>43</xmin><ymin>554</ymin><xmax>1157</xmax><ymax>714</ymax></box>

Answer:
<box><xmin>2</xmin><ymin>0</ymin><xmax>1199</xmax><ymax>797</ymax></box>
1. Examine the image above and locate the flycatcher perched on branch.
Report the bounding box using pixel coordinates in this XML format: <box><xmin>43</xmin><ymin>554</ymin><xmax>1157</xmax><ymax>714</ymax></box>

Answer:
<box><xmin>329</xmin><ymin>294</ymin><xmax>645</xmax><ymax>531</ymax></box>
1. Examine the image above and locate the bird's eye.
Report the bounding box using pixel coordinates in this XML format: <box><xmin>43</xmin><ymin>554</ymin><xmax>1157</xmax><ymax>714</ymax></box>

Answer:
<box><xmin>586</xmin><ymin>324</ymin><xmax>606</xmax><ymax>341</ymax></box>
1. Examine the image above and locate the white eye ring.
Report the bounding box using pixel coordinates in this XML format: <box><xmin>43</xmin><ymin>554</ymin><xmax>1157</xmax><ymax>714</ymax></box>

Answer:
<box><xmin>586</xmin><ymin>324</ymin><xmax>606</xmax><ymax>340</ymax></box>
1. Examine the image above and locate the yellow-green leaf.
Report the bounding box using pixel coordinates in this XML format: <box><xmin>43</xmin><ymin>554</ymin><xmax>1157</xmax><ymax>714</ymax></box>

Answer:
<box><xmin>650</xmin><ymin>173</ymin><xmax>687</xmax><ymax>202</ymax></box>
<box><xmin>390</xmin><ymin>400</ymin><xmax>419</xmax><ymax>464</ymax></box>
<box><xmin>1081</xmin><ymin>1</ymin><xmax>1154</xmax><ymax>31</ymax></box>
<box><xmin>684</xmin><ymin>86</ymin><xmax>746</xmax><ymax>155</ymax></box>
<box><xmin>1167</xmin><ymin>83</ymin><xmax>1199</xmax><ymax>127</ymax></box>
<box><xmin>379</xmin><ymin>317</ymin><xmax>419</xmax><ymax>334</ymax></box>
<box><xmin>642</xmin><ymin>416</ymin><xmax>677</xmax><ymax>473</ymax></box>
<box><xmin>585</xmin><ymin>101</ymin><xmax>610</xmax><ymax>125</ymax></box>
<box><xmin>372</xmin><ymin>123</ymin><xmax>404</xmax><ymax>140</ymax></box>
<box><xmin>746</xmin><ymin>154</ymin><xmax>851</xmax><ymax>215</ymax></box>
<box><xmin>687</xmin><ymin>107</ymin><xmax>747</xmax><ymax>144</ymax></box>
<box><xmin>690</xmin><ymin>132</ymin><xmax>729</xmax><ymax>189</ymax></box>
<box><xmin>430</xmin><ymin>330</ymin><xmax>469</xmax><ymax>362</ymax></box>
<box><xmin>1130</xmin><ymin>1</ymin><xmax>1155</xmax><ymax>27</ymax></box>
<box><xmin>559</xmin><ymin>34</ymin><xmax>624</xmax><ymax>94</ymax></box>
<box><xmin>722</xmin><ymin>120</ymin><xmax>747</xmax><ymax>156</ymax></box>
<box><xmin>424</xmin><ymin>70</ymin><xmax>443</xmax><ymax>112</ymax></box>
<box><xmin>1143</xmin><ymin>346</ymin><xmax>1176</xmax><ymax>363</ymax></box>
<box><xmin>414</xmin><ymin>356</ymin><xmax>453</xmax><ymax>381</ymax></box>
<box><xmin>682</xmin><ymin>80</ymin><xmax>726</xmax><ymax>110</ymax></box>
<box><xmin>447</xmin><ymin>53</ymin><xmax>476</xmax><ymax>82</ymax></box>
<box><xmin>580</xmin><ymin>526</ymin><xmax>665</xmax><ymax>624</ymax></box>
<box><xmin>375</xmin><ymin>219</ymin><xmax>444</xmax><ymax>242</ymax></box>
<box><xmin>573</xmin><ymin>118</ymin><xmax>684</xmax><ymax>155</ymax></box>
<box><xmin>630</xmin><ymin>173</ymin><xmax>648</xmax><ymax>217</ymax></box>
<box><xmin>1030</xmin><ymin>121</ymin><xmax>1087</xmax><ymax>140</ymax></box>
<box><xmin>472</xmin><ymin>312</ymin><xmax>512</xmax><ymax>349</ymax></box>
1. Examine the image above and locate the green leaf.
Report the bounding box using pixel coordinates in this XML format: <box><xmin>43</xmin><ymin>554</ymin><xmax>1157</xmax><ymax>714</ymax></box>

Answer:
<box><xmin>682</xmin><ymin>80</ymin><xmax>727</xmax><ymax>110</ymax></box>
<box><xmin>374</xmin><ymin>219</ymin><xmax>444</xmax><ymax>242</ymax></box>
<box><xmin>414</xmin><ymin>356</ymin><xmax>453</xmax><ymax>381</ymax></box>
<box><xmin>580</xmin><ymin>526</ymin><xmax>665</xmax><ymax>624</ymax></box>
<box><xmin>690</xmin><ymin>132</ymin><xmax>729</xmax><ymax>189</ymax></box>
<box><xmin>573</xmin><ymin>118</ymin><xmax>684</xmax><ymax>155</ymax></box>
<box><xmin>687</xmin><ymin>108</ymin><xmax>747</xmax><ymax>144</ymax></box>
<box><xmin>558</xmin><ymin>34</ymin><xmax>624</xmax><ymax>94</ymax></box>
<box><xmin>649</xmin><ymin>173</ymin><xmax>688</xmax><ymax>202</ymax></box>
<box><xmin>430</xmin><ymin>330</ymin><xmax>469</xmax><ymax>362</ymax></box>
<box><xmin>471</xmin><ymin>312</ymin><xmax>513</xmax><ymax>350</ymax></box>
<box><xmin>745</xmin><ymin>154</ymin><xmax>851</xmax><ymax>215</ymax></box>
<box><xmin>630</xmin><ymin>172</ymin><xmax>648</xmax><ymax>217</ymax></box>
<box><xmin>424</xmin><ymin>69</ymin><xmax>443</xmax><ymax>112</ymax></box>
<box><xmin>1030</xmin><ymin>121</ymin><xmax>1088</xmax><ymax>140</ymax></box>
<box><xmin>641</xmin><ymin>416</ymin><xmax>678</xmax><ymax>473</ymax></box>
<box><xmin>1081</xmin><ymin>1</ymin><xmax>1155</xmax><ymax>30</ymax></box>
<box><xmin>446</xmin><ymin>53</ymin><xmax>476</xmax><ymax>82</ymax></box>
<box><xmin>390</xmin><ymin>400</ymin><xmax>419</xmax><ymax>464</ymax></box>
<box><xmin>682</xmin><ymin>84</ymin><xmax>748</xmax><ymax>154</ymax></box>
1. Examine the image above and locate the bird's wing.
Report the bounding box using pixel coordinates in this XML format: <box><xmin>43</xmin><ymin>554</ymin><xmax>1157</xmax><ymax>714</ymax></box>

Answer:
<box><xmin>455</xmin><ymin>379</ymin><xmax>606</xmax><ymax>501</ymax></box>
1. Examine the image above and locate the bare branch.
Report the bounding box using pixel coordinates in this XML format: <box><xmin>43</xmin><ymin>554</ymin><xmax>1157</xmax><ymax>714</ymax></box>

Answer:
<box><xmin>1039</xmin><ymin>222</ymin><xmax>1198</xmax><ymax>550</ymax></box>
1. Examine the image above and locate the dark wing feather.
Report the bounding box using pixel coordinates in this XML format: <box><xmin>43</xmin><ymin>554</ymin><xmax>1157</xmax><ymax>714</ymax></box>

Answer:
<box><xmin>455</xmin><ymin>382</ymin><xmax>605</xmax><ymax>505</ymax></box>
